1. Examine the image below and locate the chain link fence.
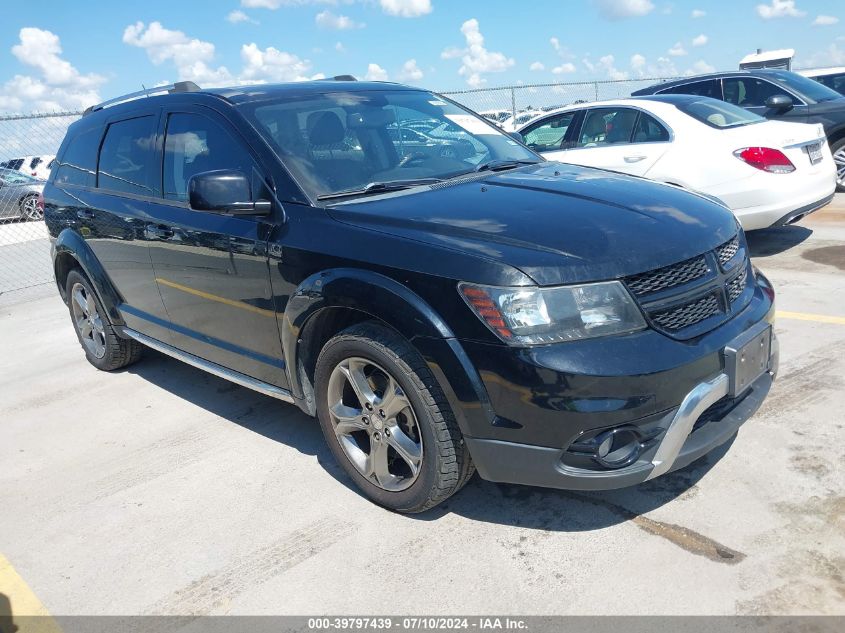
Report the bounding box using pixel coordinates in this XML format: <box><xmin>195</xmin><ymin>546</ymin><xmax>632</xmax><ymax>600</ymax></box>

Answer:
<box><xmin>0</xmin><ymin>77</ymin><xmax>675</xmax><ymax>298</ymax></box>
<box><xmin>441</xmin><ymin>77</ymin><xmax>676</xmax><ymax>125</ymax></box>
<box><xmin>0</xmin><ymin>111</ymin><xmax>80</xmax><ymax>297</ymax></box>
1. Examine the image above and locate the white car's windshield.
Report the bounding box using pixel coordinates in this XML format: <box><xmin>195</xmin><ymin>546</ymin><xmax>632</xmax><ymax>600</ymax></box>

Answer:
<box><xmin>240</xmin><ymin>89</ymin><xmax>540</xmax><ymax>200</ymax></box>
<box><xmin>677</xmin><ymin>98</ymin><xmax>765</xmax><ymax>129</ymax></box>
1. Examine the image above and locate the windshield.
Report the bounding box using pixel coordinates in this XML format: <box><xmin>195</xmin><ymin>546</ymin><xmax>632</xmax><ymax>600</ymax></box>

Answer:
<box><xmin>770</xmin><ymin>70</ymin><xmax>843</xmax><ymax>103</ymax></box>
<box><xmin>239</xmin><ymin>89</ymin><xmax>539</xmax><ymax>200</ymax></box>
<box><xmin>676</xmin><ymin>98</ymin><xmax>765</xmax><ymax>129</ymax></box>
<box><xmin>0</xmin><ymin>168</ymin><xmax>39</xmax><ymax>184</ymax></box>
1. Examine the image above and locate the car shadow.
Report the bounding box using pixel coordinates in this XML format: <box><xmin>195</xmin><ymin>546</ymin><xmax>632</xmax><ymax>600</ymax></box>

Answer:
<box><xmin>746</xmin><ymin>224</ymin><xmax>812</xmax><ymax>258</ymax></box>
<box><xmin>125</xmin><ymin>349</ymin><xmax>734</xmax><ymax>533</ymax></box>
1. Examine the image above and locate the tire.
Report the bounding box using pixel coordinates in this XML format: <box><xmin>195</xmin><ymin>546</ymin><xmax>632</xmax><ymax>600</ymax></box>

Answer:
<box><xmin>831</xmin><ymin>137</ymin><xmax>845</xmax><ymax>193</ymax></box>
<box><xmin>315</xmin><ymin>321</ymin><xmax>474</xmax><ymax>513</ymax></box>
<box><xmin>65</xmin><ymin>269</ymin><xmax>143</xmax><ymax>371</ymax></box>
<box><xmin>19</xmin><ymin>194</ymin><xmax>42</xmax><ymax>221</ymax></box>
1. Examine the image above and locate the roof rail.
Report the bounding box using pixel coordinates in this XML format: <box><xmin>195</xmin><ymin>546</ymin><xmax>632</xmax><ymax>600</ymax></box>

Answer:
<box><xmin>331</xmin><ymin>75</ymin><xmax>357</xmax><ymax>81</ymax></box>
<box><xmin>83</xmin><ymin>81</ymin><xmax>201</xmax><ymax>116</ymax></box>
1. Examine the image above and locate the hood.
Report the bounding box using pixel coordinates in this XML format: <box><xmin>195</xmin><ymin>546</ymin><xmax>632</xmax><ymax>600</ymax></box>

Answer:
<box><xmin>327</xmin><ymin>163</ymin><xmax>738</xmax><ymax>286</ymax></box>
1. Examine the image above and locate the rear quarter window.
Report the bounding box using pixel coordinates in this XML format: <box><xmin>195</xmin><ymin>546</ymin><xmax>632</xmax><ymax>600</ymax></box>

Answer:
<box><xmin>97</xmin><ymin>116</ymin><xmax>157</xmax><ymax>196</ymax></box>
<box><xmin>54</xmin><ymin>126</ymin><xmax>102</xmax><ymax>187</ymax></box>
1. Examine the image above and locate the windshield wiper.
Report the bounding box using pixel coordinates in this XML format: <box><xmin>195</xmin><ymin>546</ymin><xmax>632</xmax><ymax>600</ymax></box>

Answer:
<box><xmin>316</xmin><ymin>178</ymin><xmax>442</xmax><ymax>201</ymax></box>
<box><xmin>473</xmin><ymin>159</ymin><xmax>541</xmax><ymax>173</ymax></box>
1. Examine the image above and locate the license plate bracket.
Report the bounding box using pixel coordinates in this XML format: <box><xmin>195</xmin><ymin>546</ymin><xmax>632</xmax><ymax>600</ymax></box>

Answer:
<box><xmin>724</xmin><ymin>324</ymin><xmax>772</xmax><ymax>397</ymax></box>
<box><xmin>807</xmin><ymin>142</ymin><xmax>823</xmax><ymax>165</ymax></box>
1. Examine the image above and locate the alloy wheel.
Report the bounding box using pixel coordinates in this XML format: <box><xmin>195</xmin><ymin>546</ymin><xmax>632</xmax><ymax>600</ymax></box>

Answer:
<box><xmin>835</xmin><ymin>146</ymin><xmax>845</xmax><ymax>188</ymax></box>
<box><xmin>21</xmin><ymin>195</ymin><xmax>42</xmax><ymax>221</ymax></box>
<box><xmin>70</xmin><ymin>282</ymin><xmax>107</xmax><ymax>359</ymax></box>
<box><xmin>327</xmin><ymin>357</ymin><xmax>423</xmax><ymax>492</ymax></box>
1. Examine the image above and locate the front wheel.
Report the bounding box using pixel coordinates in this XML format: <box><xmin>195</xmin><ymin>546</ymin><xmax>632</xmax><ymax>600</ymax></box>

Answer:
<box><xmin>315</xmin><ymin>322</ymin><xmax>474</xmax><ymax>513</ymax></box>
<box><xmin>832</xmin><ymin>138</ymin><xmax>845</xmax><ymax>193</ymax></box>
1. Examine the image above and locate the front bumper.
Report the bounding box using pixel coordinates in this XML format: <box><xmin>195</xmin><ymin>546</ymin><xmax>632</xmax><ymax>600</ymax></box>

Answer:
<box><xmin>454</xmin><ymin>279</ymin><xmax>778</xmax><ymax>491</ymax></box>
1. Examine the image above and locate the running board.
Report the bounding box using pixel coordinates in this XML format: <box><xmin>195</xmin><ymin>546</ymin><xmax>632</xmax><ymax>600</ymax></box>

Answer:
<box><xmin>122</xmin><ymin>328</ymin><xmax>295</xmax><ymax>403</ymax></box>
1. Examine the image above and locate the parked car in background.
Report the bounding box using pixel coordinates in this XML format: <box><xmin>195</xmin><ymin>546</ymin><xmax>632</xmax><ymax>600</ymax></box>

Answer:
<box><xmin>797</xmin><ymin>67</ymin><xmax>845</xmax><ymax>96</ymax></box>
<box><xmin>0</xmin><ymin>154</ymin><xmax>56</xmax><ymax>180</ymax></box>
<box><xmin>45</xmin><ymin>79</ymin><xmax>777</xmax><ymax>512</ymax></box>
<box><xmin>501</xmin><ymin>110</ymin><xmax>543</xmax><ymax>132</ymax></box>
<box><xmin>518</xmin><ymin>95</ymin><xmax>836</xmax><ymax>230</ymax></box>
<box><xmin>479</xmin><ymin>109</ymin><xmax>511</xmax><ymax>126</ymax></box>
<box><xmin>0</xmin><ymin>168</ymin><xmax>44</xmax><ymax>221</ymax></box>
<box><xmin>386</xmin><ymin>125</ymin><xmax>473</xmax><ymax>160</ymax></box>
<box><xmin>632</xmin><ymin>69</ymin><xmax>845</xmax><ymax>190</ymax></box>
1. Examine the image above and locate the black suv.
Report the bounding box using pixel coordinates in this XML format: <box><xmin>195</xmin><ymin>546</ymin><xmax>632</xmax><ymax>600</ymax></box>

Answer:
<box><xmin>632</xmin><ymin>69</ymin><xmax>845</xmax><ymax>190</ymax></box>
<box><xmin>44</xmin><ymin>79</ymin><xmax>778</xmax><ymax>512</ymax></box>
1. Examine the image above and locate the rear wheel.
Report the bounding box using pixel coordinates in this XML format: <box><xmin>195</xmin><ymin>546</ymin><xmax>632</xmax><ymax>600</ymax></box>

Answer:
<box><xmin>832</xmin><ymin>138</ymin><xmax>845</xmax><ymax>193</ymax></box>
<box><xmin>315</xmin><ymin>322</ymin><xmax>474</xmax><ymax>513</ymax></box>
<box><xmin>65</xmin><ymin>269</ymin><xmax>142</xmax><ymax>371</ymax></box>
<box><xmin>19</xmin><ymin>194</ymin><xmax>41</xmax><ymax>221</ymax></box>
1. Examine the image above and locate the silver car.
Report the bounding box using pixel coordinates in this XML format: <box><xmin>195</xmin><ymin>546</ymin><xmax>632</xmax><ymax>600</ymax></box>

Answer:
<box><xmin>0</xmin><ymin>168</ymin><xmax>44</xmax><ymax>221</ymax></box>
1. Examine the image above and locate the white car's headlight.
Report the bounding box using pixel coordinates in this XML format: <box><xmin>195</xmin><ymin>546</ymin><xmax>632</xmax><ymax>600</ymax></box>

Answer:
<box><xmin>459</xmin><ymin>281</ymin><xmax>646</xmax><ymax>345</ymax></box>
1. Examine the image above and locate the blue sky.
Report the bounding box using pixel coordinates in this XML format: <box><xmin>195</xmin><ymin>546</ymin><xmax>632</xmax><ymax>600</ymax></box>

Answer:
<box><xmin>0</xmin><ymin>0</ymin><xmax>843</xmax><ymax>113</ymax></box>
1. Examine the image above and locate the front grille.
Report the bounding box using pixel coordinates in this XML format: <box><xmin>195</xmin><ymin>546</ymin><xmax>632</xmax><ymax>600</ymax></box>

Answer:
<box><xmin>652</xmin><ymin>293</ymin><xmax>721</xmax><ymax>331</ymax></box>
<box><xmin>727</xmin><ymin>271</ymin><xmax>747</xmax><ymax>302</ymax></box>
<box><xmin>625</xmin><ymin>255</ymin><xmax>709</xmax><ymax>296</ymax></box>
<box><xmin>716</xmin><ymin>236</ymin><xmax>739</xmax><ymax>266</ymax></box>
<box><xmin>625</xmin><ymin>233</ymin><xmax>751</xmax><ymax>337</ymax></box>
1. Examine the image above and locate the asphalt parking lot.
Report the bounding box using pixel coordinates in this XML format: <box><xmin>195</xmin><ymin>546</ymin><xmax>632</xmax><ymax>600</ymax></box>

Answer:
<box><xmin>1</xmin><ymin>197</ymin><xmax>844</xmax><ymax>617</ymax></box>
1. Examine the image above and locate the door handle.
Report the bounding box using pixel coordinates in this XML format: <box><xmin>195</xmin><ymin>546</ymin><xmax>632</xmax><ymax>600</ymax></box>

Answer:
<box><xmin>624</xmin><ymin>155</ymin><xmax>647</xmax><ymax>163</ymax></box>
<box><xmin>76</xmin><ymin>210</ymin><xmax>94</xmax><ymax>220</ymax></box>
<box><xmin>145</xmin><ymin>224</ymin><xmax>174</xmax><ymax>240</ymax></box>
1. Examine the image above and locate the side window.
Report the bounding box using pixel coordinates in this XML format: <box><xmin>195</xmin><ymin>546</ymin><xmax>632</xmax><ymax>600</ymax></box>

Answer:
<box><xmin>633</xmin><ymin>113</ymin><xmax>670</xmax><ymax>143</ymax></box>
<box><xmin>55</xmin><ymin>126</ymin><xmax>102</xmax><ymax>187</ymax></box>
<box><xmin>163</xmin><ymin>112</ymin><xmax>256</xmax><ymax>203</ymax></box>
<box><xmin>723</xmin><ymin>78</ymin><xmax>786</xmax><ymax>107</ymax></box>
<box><xmin>577</xmin><ymin>108</ymin><xmax>639</xmax><ymax>147</ymax></box>
<box><xmin>522</xmin><ymin>112</ymin><xmax>575</xmax><ymax>152</ymax></box>
<box><xmin>97</xmin><ymin>116</ymin><xmax>157</xmax><ymax>195</ymax></box>
<box><xmin>662</xmin><ymin>79</ymin><xmax>722</xmax><ymax>99</ymax></box>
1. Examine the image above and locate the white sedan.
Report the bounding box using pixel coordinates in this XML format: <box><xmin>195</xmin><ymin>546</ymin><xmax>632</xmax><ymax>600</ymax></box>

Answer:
<box><xmin>517</xmin><ymin>95</ymin><xmax>837</xmax><ymax>230</ymax></box>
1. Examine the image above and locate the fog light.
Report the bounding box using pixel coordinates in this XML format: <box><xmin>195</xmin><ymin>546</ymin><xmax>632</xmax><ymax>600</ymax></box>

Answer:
<box><xmin>592</xmin><ymin>427</ymin><xmax>643</xmax><ymax>469</ymax></box>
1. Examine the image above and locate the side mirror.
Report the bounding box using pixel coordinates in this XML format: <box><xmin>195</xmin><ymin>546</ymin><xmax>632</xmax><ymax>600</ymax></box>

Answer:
<box><xmin>765</xmin><ymin>94</ymin><xmax>793</xmax><ymax>111</ymax></box>
<box><xmin>508</xmin><ymin>131</ymin><xmax>524</xmax><ymax>143</ymax></box>
<box><xmin>188</xmin><ymin>170</ymin><xmax>271</xmax><ymax>216</ymax></box>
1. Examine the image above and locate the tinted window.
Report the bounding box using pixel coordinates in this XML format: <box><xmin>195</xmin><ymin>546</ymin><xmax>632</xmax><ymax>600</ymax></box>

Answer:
<box><xmin>633</xmin><ymin>113</ymin><xmax>670</xmax><ymax>142</ymax></box>
<box><xmin>813</xmin><ymin>72</ymin><xmax>845</xmax><ymax>96</ymax></box>
<box><xmin>521</xmin><ymin>112</ymin><xmax>575</xmax><ymax>151</ymax></box>
<box><xmin>577</xmin><ymin>108</ymin><xmax>639</xmax><ymax>147</ymax></box>
<box><xmin>676</xmin><ymin>97</ymin><xmax>764</xmax><ymax>128</ymax></box>
<box><xmin>661</xmin><ymin>79</ymin><xmax>723</xmax><ymax>100</ymax></box>
<box><xmin>3</xmin><ymin>159</ymin><xmax>24</xmax><ymax>171</ymax></box>
<box><xmin>768</xmin><ymin>70</ymin><xmax>842</xmax><ymax>103</ymax></box>
<box><xmin>163</xmin><ymin>112</ymin><xmax>256</xmax><ymax>202</ymax></box>
<box><xmin>723</xmin><ymin>78</ymin><xmax>788</xmax><ymax>107</ymax></box>
<box><xmin>0</xmin><ymin>168</ymin><xmax>38</xmax><ymax>184</ymax></box>
<box><xmin>55</xmin><ymin>126</ymin><xmax>102</xmax><ymax>187</ymax></box>
<box><xmin>97</xmin><ymin>117</ymin><xmax>156</xmax><ymax>195</ymax></box>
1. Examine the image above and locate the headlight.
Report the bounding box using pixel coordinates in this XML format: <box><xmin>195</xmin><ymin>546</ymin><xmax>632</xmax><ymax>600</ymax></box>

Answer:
<box><xmin>459</xmin><ymin>281</ymin><xmax>646</xmax><ymax>345</ymax></box>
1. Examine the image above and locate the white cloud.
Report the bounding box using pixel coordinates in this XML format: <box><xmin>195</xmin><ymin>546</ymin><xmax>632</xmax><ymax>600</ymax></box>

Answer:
<box><xmin>692</xmin><ymin>34</ymin><xmax>708</xmax><ymax>47</ymax></box>
<box><xmin>364</xmin><ymin>63</ymin><xmax>388</xmax><ymax>81</ymax></box>
<box><xmin>242</xmin><ymin>0</ymin><xmax>337</xmax><ymax>8</ymax></box>
<box><xmin>631</xmin><ymin>53</ymin><xmax>646</xmax><ymax>71</ymax></box>
<box><xmin>756</xmin><ymin>0</ymin><xmax>805</xmax><ymax>20</ymax></box>
<box><xmin>805</xmin><ymin>43</ymin><xmax>845</xmax><ymax>66</ymax></box>
<box><xmin>379</xmin><ymin>0</ymin><xmax>432</xmax><ymax>18</ymax></box>
<box><xmin>315</xmin><ymin>10</ymin><xmax>364</xmax><ymax>29</ymax></box>
<box><xmin>630</xmin><ymin>54</ymin><xmax>678</xmax><ymax>77</ymax></box>
<box><xmin>594</xmin><ymin>0</ymin><xmax>655</xmax><ymax>20</ymax></box>
<box><xmin>550</xmin><ymin>37</ymin><xmax>561</xmax><ymax>52</ymax></box>
<box><xmin>335</xmin><ymin>41</ymin><xmax>346</xmax><ymax>53</ymax></box>
<box><xmin>442</xmin><ymin>18</ymin><xmax>514</xmax><ymax>88</ymax></box>
<box><xmin>668</xmin><ymin>41</ymin><xmax>687</xmax><ymax>56</ymax></box>
<box><xmin>584</xmin><ymin>54</ymin><xmax>629</xmax><ymax>79</ymax></box>
<box><xmin>0</xmin><ymin>27</ymin><xmax>105</xmax><ymax>112</ymax></box>
<box><xmin>397</xmin><ymin>59</ymin><xmax>423</xmax><ymax>82</ymax></box>
<box><xmin>124</xmin><ymin>21</ymin><xmax>317</xmax><ymax>88</ymax></box>
<box><xmin>529</xmin><ymin>61</ymin><xmax>545</xmax><ymax>71</ymax></box>
<box><xmin>240</xmin><ymin>43</ymin><xmax>315</xmax><ymax>82</ymax></box>
<box><xmin>812</xmin><ymin>15</ymin><xmax>839</xmax><ymax>26</ymax></box>
<box><xmin>687</xmin><ymin>59</ymin><xmax>715</xmax><ymax>74</ymax></box>
<box><xmin>552</xmin><ymin>63</ymin><xmax>576</xmax><ymax>74</ymax></box>
<box><xmin>691</xmin><ymin>9</ymin><xmax>706</xmax><ymax>18</ymax></box>
<box><xmin>226</xmin><ymin>10</ymin><xmax>257</xmax><ymax>24</ymax></box>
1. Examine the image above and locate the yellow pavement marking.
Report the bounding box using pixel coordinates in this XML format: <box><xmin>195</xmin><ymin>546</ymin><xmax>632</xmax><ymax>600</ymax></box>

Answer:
<box><xmin>776</xmin><ymin>310</ymin><xmax>845</xmax><ymax>326</ymax></box>
<box><xmin>156</xmin><ymin>277</ymin><xmax>276</xmax><ymax>318</ymax></box>
<box><xmin>0</xmin><ymin>554</ymin><xmax>62</xmax><ymax>633</ymax></box>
